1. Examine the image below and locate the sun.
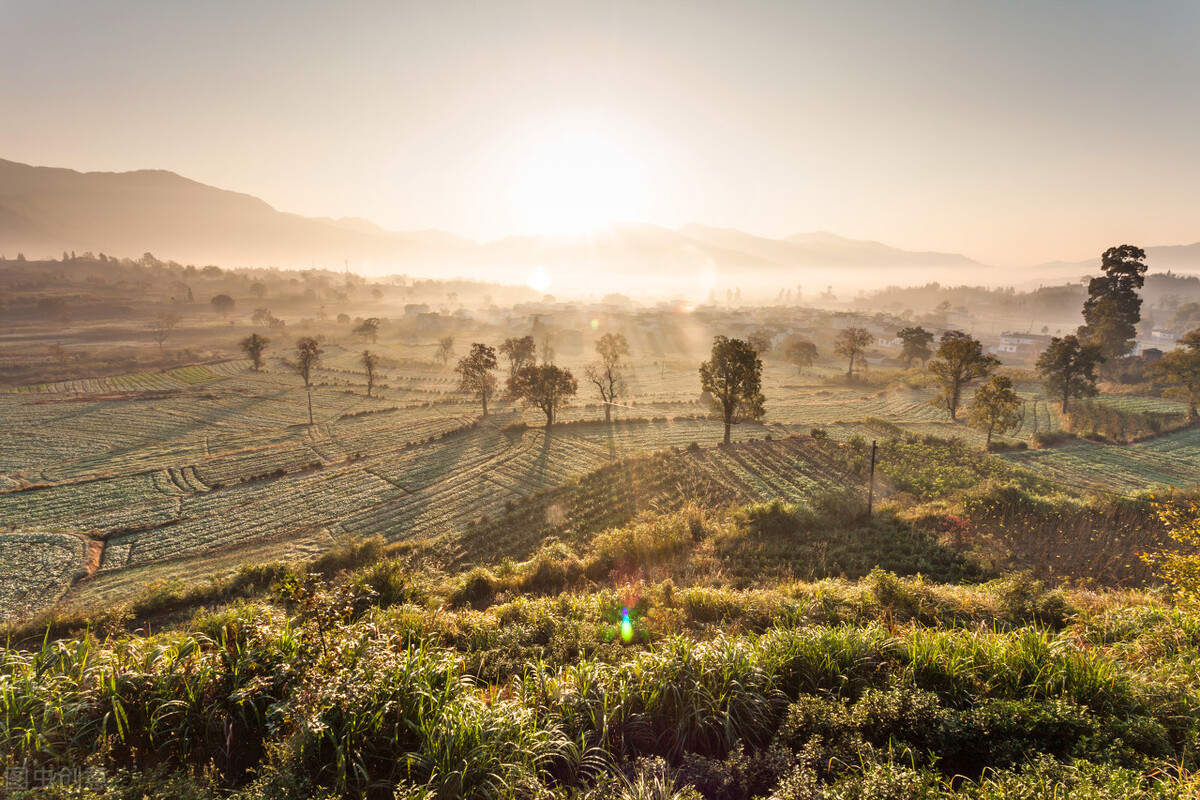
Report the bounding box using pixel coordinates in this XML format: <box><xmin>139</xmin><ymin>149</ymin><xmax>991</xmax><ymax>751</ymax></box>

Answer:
<box><xmin>511</xmin><ymin>133</ymin><xmax>649</xmax><ymax>236</ymax></box>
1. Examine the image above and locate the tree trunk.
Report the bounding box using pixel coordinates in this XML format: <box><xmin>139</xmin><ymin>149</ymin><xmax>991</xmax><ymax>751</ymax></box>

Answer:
<box><xmin>604</xmin><ymin>403</ymin><xmax>611</xmax><ymax>423</ymax></box>
<box><xmin>481</xmin><ymin>394</ymin><xmax>488</xmax><ymax>416</ymax></box>
<box><xmin>724</xmin><ymin>422</ymin><xmax>731</xmax><ymax>445</ymax></box>
<box><xmin>986</xmin><ymin>424</ymin><xmax>993</xmax><ymax>449</ymax></box>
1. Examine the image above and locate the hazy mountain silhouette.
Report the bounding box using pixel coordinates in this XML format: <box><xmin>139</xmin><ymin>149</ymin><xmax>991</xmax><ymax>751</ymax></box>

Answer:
<box><xmin>0</xmin><ymin>158</ymin><xmax>1033</xmax><ymax>281</ymax></box>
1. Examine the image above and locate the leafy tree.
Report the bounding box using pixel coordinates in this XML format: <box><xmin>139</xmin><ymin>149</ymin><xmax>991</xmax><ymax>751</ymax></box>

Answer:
<box><xmin>1078</xmin><ymin>244</ymin><xmax>1148</xmax><ymax>373</ymax></box>
<box><xmin>210</xmin><ymin>294</ymin><xmax>235</xmax><ymax>317</ymax></box>
<box><xmin>1035</xmin><ymin>334</ymin><xmax>1104</xmax><ymax>413</ymax></box>
<box><xmin>897</xmin><ymin>326</ymin><xmax>934</xmax><ymax>366</ymax></box>
<box><xmin>361</xmin><ymin>350</ymin><xmax>380</xmax><ymax>398</ymax></box>
<box><xmin>929</xmin><ymin>331</ymin><xmax>1000</xmax><ymax>421</ymax></box>
<box><xmin>150</xmin><ymin>312</ymin><xmax>181</xmax><ymax>352</ymax></box>
<box><xmin>1155</xmin><ymin>329</ymin><xmax>1200</xmax><ymax>420</ymax></box>
<box><xmin>435</xmin><ymin>336</ymin><xmax>455</xmax><ymax>365</ymax></box>
<box><xmin>499</xmin><ymin>336</ymin><xmax>536</xmax><ymax>377</ymax></box>
<box><xmin>1170</xmin><ymin>302</ymin><xmax>1200</xmax><ymax>332</ymax></box>
<box><xmin>295</xmin><ymin>337</ymin><xmax>322</xmax><ymax>388</ymax></box>
<box><xmin>507</xmin><ymin>364</ymin><xmax>577</xmax><ymax>427</ymax></box>
<box><xmin>747</xmin><ymin>331</ymin><xmax>774</xmax><ymax>356</ymax></box>
<box><xmin>699</xmin><ymin>336</ymin><xmax>765</xmax><ymax>445</ymax></box>
<box><xmin>781</xmin><ymin>336</ymin><xmax>817</xmax><ymax>374</ymax></box>
<box><xmin>249</xmin><ymin>280</ymin><xmax>266</xmax><ymax>299</ymax></box>
<box><xmin>456</xmin><ymin>343</ymin><xmax>498</xmax><ymax>415</ymax></box>
<box><xmin>354</xmin><ymin>317</ymin><xmax>380</xmax><ymax>343</ymax></box>
<box><xmin>584</xmin><ymin>333</ymin><xmax>630</xmax><ymax>422</ymax></box>
<box><xmin>833</xmin><ymin>327</ymin><xmax>873</xmax><ymax>379</ymax></box>
<box><xmin>239</xmin><ymin>333</ymin><xmax>270</xmax><ymax>371</ymax></box>
<box><xmin>967</xmin><ymin>375</ymin><xmax>1022</xmax><ymax>448</ymax></box>
<box><xmin>1144</xmin><ymin>498</ymin><xmax>1200</xmax><ymax>607</ymax></box>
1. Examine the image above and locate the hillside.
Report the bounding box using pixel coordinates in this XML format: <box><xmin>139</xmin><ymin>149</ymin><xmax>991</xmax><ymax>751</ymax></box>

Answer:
<box><xmin>1</xmin><ymin>158</ymin><xmax>987</xmax><ymax>282</ymax></box>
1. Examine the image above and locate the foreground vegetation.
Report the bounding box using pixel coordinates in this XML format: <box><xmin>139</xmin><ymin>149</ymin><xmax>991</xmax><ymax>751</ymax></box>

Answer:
<box><xmin>5</xmin><ymin>479</ymin><xmax>1200</xmax><ymax>799</ymax></box>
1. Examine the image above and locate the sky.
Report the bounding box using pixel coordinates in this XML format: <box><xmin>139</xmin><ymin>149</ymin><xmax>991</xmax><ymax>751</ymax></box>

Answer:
<box><xmin>3</xmin><ymin>0</ymin><xmax>1200</xmax><ymax>267</ymax></box>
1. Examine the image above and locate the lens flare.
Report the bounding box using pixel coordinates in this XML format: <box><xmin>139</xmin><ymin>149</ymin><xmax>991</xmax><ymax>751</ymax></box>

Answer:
<box><xmin>620</xmin><ymin>608</ymin><xmax>633</xmax><ymax>643</ymax></box>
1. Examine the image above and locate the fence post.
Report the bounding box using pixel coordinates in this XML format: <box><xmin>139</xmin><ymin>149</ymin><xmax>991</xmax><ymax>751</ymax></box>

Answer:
<box><xmin>867</xmin><ymin>439</ymin><xmax>877</xmax><ymax>518</ymax></box>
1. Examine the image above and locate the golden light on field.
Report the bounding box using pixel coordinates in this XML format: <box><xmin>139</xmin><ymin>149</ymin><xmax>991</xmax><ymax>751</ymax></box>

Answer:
<box><xmin>510</xmin><ymin>133</ymin><xmax>648</xmax><ymax>236</ymax></box>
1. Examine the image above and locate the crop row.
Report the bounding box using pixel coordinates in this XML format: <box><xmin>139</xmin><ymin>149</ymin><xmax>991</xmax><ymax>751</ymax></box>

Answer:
<box><xmin>0</xmin><ymin>473</ymin><xmax>181</xmax><ymax>531</ymax></box>
<box><xmin>106</xmin><ymin>465</ymin><xmax>400</xmax><ymax>567</ymax></box>
<box><xmin>0</xmin><ymin>532</ymin><xmax>88</xmax><ymax>622</ymax></box>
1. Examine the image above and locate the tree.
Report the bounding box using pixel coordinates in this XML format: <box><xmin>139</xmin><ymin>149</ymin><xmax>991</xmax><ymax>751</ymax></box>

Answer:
<box><xmin>295</xmin><ymin>337</ymin><xmax>322</xmax><ymax>388</ymax></box>
<box><xmin>354</xmin><ymin>317</ymin><xmax>380</xmax><ymax>343</ymax></box>
<box><xmin>499</xmin><ymin>336</ymin><xmax>536</xmax><ymax>377</ymax></box>
<box><xmin>967</xmin><ymin>375</ymin><xmax>1022</xmax><ymax>448</ymax></box>
<box><xmin>833</xmin><ymin>327</ymin><xmax>873</xmax><ymax>379</ymax></box>
<box><xmin>747</xmin><ymin>331</ymin><xmax>774</xmax><ymax>356</ymax></box>
<box><xmin>1035</xmin><ymin>334</ymin><xmax>1104</xmax><ymax>413</ymax></box>
<box><xmin>928</xmin><ymin>331</ymin><xmax>1000</xmax><ymax>421</ymax></box>
<box><xmin>699</xmin><ymin>336</ymin><xmax>765</xmax><ymax>445</ymax></box>
<box><xmin>210</xmin><ymin>294</ymin><xmax>235</xmax><ymax>318</ymax></box>
<box><xmin>781</xmin><ymin>337</ymin><xmax>817</xmax><ymax>374</ymax></box>
<box><xmin>1155</xmin><ymin>329</ymin><xmax>1200</xmax><ymax>420</ymax></box>
<box><xmin>456</xmin><ymin>343</ymin><xmax>498</xmax><ymax>415</ymax></box>
<box><xmin>584</xmin><ymin>333</ymin><xmax>630</xmax><ymax>422</ymax></box>
<box><xmin>250</xmin><ymin>280</ymin><xmax>266</xmax><ymax>299</ymax></box>
<box><xmin>150</xmin><ymin>312</ymin><xmax>181</xmax><ymax>352</ymax></box>
<box><xmin>434</xmin><ymin>336</ymin><xmax>455</xmax><ymax>365</ymax></box>
<box><xmin>507</xmin><ymin>364</ymin><xmax>577</xmax><ymax>427</ymax></box>
<box><xmin>353</xmin><ymin>350</ymin><xmax>378</xmax><ymax>398</ymax></box>
<box><xmin>897</xmin><ymin>326</ymin><xmax>934</xmax><ymax>366</ymax></box>
<box><xmin>1078</xmin><ymin>245</ymin><xmax>1148</xmax><ymax>373</ymax></box>
<box><xmin>239</xmin><ymin>333</ymin><xmax>270</xmax><ymax>371</ymax></box>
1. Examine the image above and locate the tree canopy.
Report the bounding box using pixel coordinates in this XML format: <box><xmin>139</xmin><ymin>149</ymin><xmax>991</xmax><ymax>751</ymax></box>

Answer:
<box><xmin>897</xmin><ymin>326</ymin><xmax>934</xmax><ymax>366</ymax></box>
<box><xmin>781</xmin><ymin>336</ymin><xmax>817</xmax><ymax>374</ymax></box>
<box><xmin>239</xmin><ymin>333</ymin><xmax>270</xmax><ymax>371</ymax></box>
<box><xmin>456</xmin><ymin>343</ymin><xmax>499</xmax><ymax>415</ymax></box>
<box><xmin>1155</xmin><ymin>329</ymin><xmax>1200</xmax><ymax>420</ymax></box>
<box><xmin>928</xmin><ymin>331</ymin><xmax>1000</xmax><ymax>421</ymax></box>
<box><xmin>699</xmin><ymin>336</ymin><xmax>765</xmax><ymax>445</ymax></box>
<box><xmin>507</xmin><ymin>363</ymin><xmax>577</xmax><ymax>427</ymax></box>
<box><xmin>1078</xmin><ymin>244</ymin><xmax>1147</xmax><ymax>372</ymax></box>
<box><xmin>499</xmin><ymin>336</ymin><xmax>536</xmax><ymax>377</ymax></box>
<box><xmin>833</xmin><ymin>327</ymin><xmax>873</xmax><ymax>379</ymax></box>
<box><xmin>1035</xmin><ymin>334</ymin><xmax>1104</xmax><ymax>413</ymax></box>
<box><xmin>295</xmin><ymin>337</ymin><xmax>322</xmax><ymax>388</ymax></box>
<box><xmin>967</xmin><ymin>375</ymin><xmax>1022</xmax><ymax>447</ymax></box>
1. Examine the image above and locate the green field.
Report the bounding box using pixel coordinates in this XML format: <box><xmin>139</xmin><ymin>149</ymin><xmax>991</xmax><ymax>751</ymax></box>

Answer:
<box><xmin>2</xmin><ymin>348</ymin><xmax>1199</xmax><ymax>623</ymax></box>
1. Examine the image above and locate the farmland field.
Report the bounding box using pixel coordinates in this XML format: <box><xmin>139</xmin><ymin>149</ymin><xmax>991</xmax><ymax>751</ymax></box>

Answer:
<box><xmin>2</xmin><ymin>346</ymin><xmax>1199</xmax><ymax>623</ymax></box>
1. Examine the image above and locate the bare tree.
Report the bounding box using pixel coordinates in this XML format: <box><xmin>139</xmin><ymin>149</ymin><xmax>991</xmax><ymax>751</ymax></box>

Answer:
<box><xmin>435</xmin><ymin>336</ymin><xmax>455</xmax><ymax>365</ymax></box>
<box><xmin>150</xmin><ymin>312</ymin><xmax>181</xmax><ymax>352</ymax></box>
<box><xmin>584</xmin><ymin>333</ymin><xmax>630</xmax><ymax>422</ymax></box>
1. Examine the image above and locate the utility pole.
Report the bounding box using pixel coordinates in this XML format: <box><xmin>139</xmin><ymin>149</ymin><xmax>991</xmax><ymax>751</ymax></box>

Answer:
<box><xmin>867</xmin><ymin>439</ymin><xmax>877</xmax><ymax>517</ymax></box>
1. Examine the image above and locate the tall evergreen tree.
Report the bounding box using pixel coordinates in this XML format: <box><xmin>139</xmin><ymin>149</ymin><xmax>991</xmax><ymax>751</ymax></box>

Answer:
<box><xmin>1078</xmin><ymin>245</ymin><xmax>1147</xmax><ymax>373</ymax></box>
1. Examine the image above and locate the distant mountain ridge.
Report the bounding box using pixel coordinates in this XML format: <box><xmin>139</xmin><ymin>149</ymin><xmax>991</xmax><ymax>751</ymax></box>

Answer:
<box><xmin>6</xmin><ymin>157</ymin><xmax>1197</xmax><ymax>284</ymax></box>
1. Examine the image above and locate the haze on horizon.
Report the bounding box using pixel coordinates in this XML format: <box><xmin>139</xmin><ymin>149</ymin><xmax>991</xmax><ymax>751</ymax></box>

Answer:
<box><xmin>4</xmin><ymin>0</ymin><xmax>1200</xmax><ymax>269</ymax></box>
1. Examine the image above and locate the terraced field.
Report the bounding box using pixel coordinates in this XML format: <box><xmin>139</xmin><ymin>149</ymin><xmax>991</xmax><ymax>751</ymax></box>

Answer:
<box><xmin>3</xmin><ymin>351</ymin><xmax>1199</xmax><ymax>622</ymax></box>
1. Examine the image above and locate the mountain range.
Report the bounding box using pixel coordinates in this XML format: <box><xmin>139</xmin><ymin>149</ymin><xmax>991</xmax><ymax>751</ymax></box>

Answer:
<box><xmin>2</xmin><ymin>158</ymin><xmax>1198</xmax><ymax>287</ymax></box>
